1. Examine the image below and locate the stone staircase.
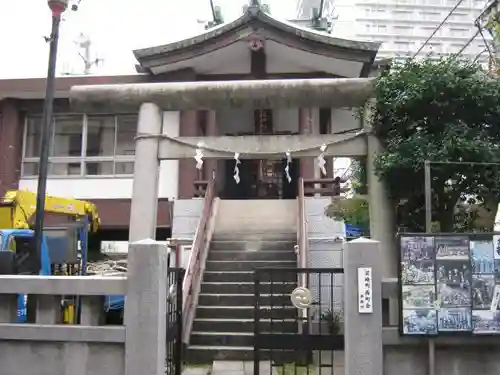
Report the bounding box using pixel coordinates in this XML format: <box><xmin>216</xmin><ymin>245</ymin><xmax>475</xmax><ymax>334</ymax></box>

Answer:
<box><xmin>187</xmin><ymin>199</ymin><xmax>298</xmax><ymax>364</ymax></box>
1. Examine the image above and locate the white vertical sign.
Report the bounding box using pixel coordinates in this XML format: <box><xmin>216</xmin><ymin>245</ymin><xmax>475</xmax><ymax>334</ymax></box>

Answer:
<box><xmin>358</xmin><ymin>267</ymin><xmax>373</xmax><ymax>314</ymax></box>
<box><xmin>491</xmin><ymin>285</ymin><xmax>500</xmax><ymax>312</ymax></box>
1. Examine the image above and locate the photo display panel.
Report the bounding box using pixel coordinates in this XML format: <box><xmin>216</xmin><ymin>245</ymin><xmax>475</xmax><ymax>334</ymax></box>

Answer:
<box><xmin>399</xmin><ymin>233</ymin><xmax>500</xmax><ymax>336</ymax></box>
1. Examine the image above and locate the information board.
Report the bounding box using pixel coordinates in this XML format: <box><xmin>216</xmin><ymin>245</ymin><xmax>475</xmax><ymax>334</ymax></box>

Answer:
<box><xmin>399</xmin><ymin>233</ymin><xmax>500</xmax><ymax>335</ymax></box>
<box><xmin>358</xmin><ymin>267</ymin><xmax>373</xmax><ymax>314</ymax></box>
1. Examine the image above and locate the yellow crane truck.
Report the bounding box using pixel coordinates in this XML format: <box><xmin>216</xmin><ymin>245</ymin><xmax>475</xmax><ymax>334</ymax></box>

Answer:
<box><xmin>0</xmin><ymin>190</ymin><xmax>101</xmax><ymax>323</ymax></box>
<box><xmin>0</xmin><ymin>189</ymin><xmax>100</xmax><ymax>232</ymax></box>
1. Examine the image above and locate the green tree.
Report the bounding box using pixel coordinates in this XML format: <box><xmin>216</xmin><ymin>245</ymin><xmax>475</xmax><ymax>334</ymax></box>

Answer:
<box><xmin>326</xmin><ymin>197</ymin><xmax>370</xmax><ymax>233</ymax></box>
<box><xmin>325</xmin><ymin>157</ymin><xmax>370</xmax><ymax>234</ymax></box>
<box><xmin>368</xmin><ymin>57</ymin><xmax>500</xmax><ymax>232</ymax></box>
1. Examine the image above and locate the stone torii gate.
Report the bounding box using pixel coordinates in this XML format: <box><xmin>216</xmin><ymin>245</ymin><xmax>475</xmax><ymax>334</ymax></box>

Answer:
<box><xmin>70</xmin><ymin>78</ymin><xmax>396</xmax><ymax>278</ymax></box>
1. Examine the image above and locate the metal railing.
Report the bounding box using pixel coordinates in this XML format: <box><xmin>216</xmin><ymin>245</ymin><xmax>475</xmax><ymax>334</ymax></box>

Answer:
<box><xmin>303</xmin><ymin>177</ymin><xmax>348</xmax><ymax>196</ymax></box>
<box><xmin>297</xmin><ymin>177</ymin><xmax>308</xmax><ymax>287</ymax></box>
<box><xmin>181</xmin><ymin>172</ymin><xmax>217</xmax><ymax>343</ymax></box>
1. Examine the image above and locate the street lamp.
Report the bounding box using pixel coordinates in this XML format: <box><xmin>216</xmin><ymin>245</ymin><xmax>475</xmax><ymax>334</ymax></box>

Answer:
<box><xmin>32</xmin><ymin>0</ymin><xmax>69</xmax><ymax>272</ymax></box>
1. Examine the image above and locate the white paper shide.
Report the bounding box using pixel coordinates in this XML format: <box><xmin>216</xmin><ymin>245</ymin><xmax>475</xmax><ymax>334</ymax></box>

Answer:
<box><xmin>358</xmin><ymin>267</ymin><xmax>373</xmax><ymax>314</ymax></box>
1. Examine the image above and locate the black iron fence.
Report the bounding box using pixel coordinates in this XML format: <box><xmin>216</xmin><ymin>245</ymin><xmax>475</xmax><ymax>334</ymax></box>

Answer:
<box><xmin>253</xmin><ymin>268</ymin><xmax>344</xmax><ymax>375</ymax></box>
<box><xmin>166</xmin><ymin>267</ymin><xmax>184</xmax><ymax>375</ymax></box>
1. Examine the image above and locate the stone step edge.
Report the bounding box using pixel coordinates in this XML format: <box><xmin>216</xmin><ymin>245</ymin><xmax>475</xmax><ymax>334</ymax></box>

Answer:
<box><xmin>205</xmin><ymin>260</ymin><xmax>296</xmax><ymax>263</ymax></box>
<box><xmin>194</xmin><ymin>318</ymin><xmax>297</xmax><ymax>322</ymax></box>
<box><xmin>199</xmin><ymin>293</ymin><xmax>289</xmax><ymax>297</ymax></box>
<box><xmin>201</xmin><ymin>282</ymin><xmax>296</xmax><ymax>285</ymax></box>
<box><xmin>188</xmin><ymin>345</ymin><xmax>253</xmax><ymax>351</ymax></box>
<box><xmin>191</xmin><ymin>331</ymin><xmax>254</xmax><ymax>336</ymax></box>
<box><xmin>196</xmin><ymin>305</ymin><xmax>295</xmax><ymax>309</ymax></box>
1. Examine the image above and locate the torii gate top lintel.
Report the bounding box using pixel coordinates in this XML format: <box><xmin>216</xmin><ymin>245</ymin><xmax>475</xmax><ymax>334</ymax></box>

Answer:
<box><xmin>69</xmin><ymin>78</ymin><xmax>375</xmax><ymax>113</ymax></box>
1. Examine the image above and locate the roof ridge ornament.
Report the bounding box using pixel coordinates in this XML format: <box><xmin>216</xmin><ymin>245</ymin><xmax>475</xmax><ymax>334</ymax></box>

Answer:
<box><xmin>245</xmin><ymin>0</ymin><xmax>261</xmax><ymax>17</ymax></box>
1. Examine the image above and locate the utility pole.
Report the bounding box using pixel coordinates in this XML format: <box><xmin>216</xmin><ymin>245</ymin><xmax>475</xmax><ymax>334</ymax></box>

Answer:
<box><xmin>33</xmin><ymin>0</ymin><xmax>69</xmax><ymax>274</ymax></box>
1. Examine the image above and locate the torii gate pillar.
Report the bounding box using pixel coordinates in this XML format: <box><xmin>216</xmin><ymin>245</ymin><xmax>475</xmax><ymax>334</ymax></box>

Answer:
<box><xmin>129</xmin><ymin>102</ymin><xmax>162</xmax><ymax>242</ymax></box>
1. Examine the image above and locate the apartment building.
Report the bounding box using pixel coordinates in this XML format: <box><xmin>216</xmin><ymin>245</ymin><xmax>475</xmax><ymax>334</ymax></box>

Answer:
<box><xmin>318</xmin><ymin>0</ymin><xmax>491</xmax><ymax>62</ymax></box>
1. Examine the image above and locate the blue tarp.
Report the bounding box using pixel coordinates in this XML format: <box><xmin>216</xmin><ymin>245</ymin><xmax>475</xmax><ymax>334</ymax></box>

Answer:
<box><xmin>105</xmin><ymin>295</ymin><xmax>124</xmax><ymax>312</ymax></box>
<box><xmin>345</xmin><ymin>224</ymin><xmax>362</xmax><ymax>238</ymax></box>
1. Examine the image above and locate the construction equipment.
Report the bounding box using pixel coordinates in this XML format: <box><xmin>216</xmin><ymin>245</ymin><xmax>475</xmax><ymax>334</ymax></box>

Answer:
<box><xmin>0</xmin><ymin>190</ymin><xmax>100</xmax><ymax>233</ymax></box>
<box><xmin>0</xmin><ymin>218</ymin><xmax>90</xmax><ymax>323</ymax></box>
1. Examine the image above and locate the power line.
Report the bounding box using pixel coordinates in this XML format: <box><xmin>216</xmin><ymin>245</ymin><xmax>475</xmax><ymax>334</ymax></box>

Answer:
<box><xmin>454</xmin><ymin>29</ymin><xmax>481</xmax><ymax>57</ymax></box>
<box><xmin>412</xmin><ymin>0</ymin><xmax>466</xmax><ymax>58</ymax></box>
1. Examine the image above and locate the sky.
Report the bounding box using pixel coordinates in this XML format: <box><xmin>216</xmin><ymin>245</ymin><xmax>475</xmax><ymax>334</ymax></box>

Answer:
<box><xmin>0</xmin><ymin>0</ymin><xmax>349</xmax><ymax>175</ymax></box>
<box><xmin>0</xmin><ymin>0</ymin><xmax>300</xmax><ymax>78</ymax></box>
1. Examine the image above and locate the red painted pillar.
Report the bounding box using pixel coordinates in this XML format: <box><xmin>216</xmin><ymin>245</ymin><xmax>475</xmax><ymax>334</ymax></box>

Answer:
<box><xmin>177</xmin><ymin>110</ymin><xmax>199</xmax><ymax>199</ymax></box>
<box><xmin>0</xmin><ymin>100</ymin><xmax>22</xmax><ymax>196</ymax></box>
<box><xmin>298</xmin><ymin>108</ymin><xmax>315</xmax><ymax>180</ymax></box>
<box><xmin>205</xmin><ymin>110</ymin><xmax>218</xmax><ymax>181</ymax></box>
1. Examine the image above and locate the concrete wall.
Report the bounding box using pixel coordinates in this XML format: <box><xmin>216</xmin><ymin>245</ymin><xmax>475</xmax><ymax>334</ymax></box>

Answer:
<box><xmin>213</xmin><ymin>199</ymin><xmax>297</xmax><ymax>236</ymax></box>
<box><xmin>306</xmin><ymin>197</ymin><xmax>345</xmax><ymax>313</ymax></box>
<box><xmin>380</xmin><ymin>279</ymin><xmax>500</xmax><ymax>375</ymax></box>
<box><xmin>0</xmin><ymin>240</ymin><xmax>172</xmax><ymax>375</ymax></box>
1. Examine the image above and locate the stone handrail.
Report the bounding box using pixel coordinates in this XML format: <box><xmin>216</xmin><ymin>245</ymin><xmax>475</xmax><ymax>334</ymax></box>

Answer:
<box><xmin>0</xmin><ymin>241</ymin><xmax>174</xmax><ymax>375</ymax></box>
<box><xmin>181</xmin><ymin>171</ymin><xmax>217</xmax><ymax>344</ymax></box>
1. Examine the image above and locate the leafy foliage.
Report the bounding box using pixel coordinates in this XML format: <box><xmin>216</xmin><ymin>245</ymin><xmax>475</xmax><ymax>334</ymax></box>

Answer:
<box><xmin>325</xmin><ymin>158</ymin><xmax>370</xmax><ymax>233</ymax></box>
<box><xmin>486</xmin><ymin>7</ymin><xmax>500</xmax><ymax>76</ymax></box>
<box><xmin>326</xmin><ymin>197</ymin><xmax>370</xmax><ymax>233</ymax></box>
<box><xmin>369</xmin><ymin>57</ymin><xmax>500</xmax><ymax>232</ymax></box>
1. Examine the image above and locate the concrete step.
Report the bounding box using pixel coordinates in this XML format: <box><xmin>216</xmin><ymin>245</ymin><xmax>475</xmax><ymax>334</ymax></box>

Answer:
<box><xmin>200</xmin><ymin>282</ymin><xmax>296</xmax><ymax>295</ymax></box>
<box><xmin>210</xmin><ymin>240</ymin><xmax>296</xmax><ymax>251</ymax></box>
<box><xmin>187</xmin><ymin>346</ymin><xmax>296</xmax><ymax>364</ymax></box>
<box><xmin>190</xmin><ymin>331</ymin><xmax>254</xmax><ymax>347</ymax></box>
<box><xmin>207</xmin><ymin>250</ymin><xmax>296</xmax><ymax>262</ymax></box>
<box><xmin>198</xmin><ymin>293</ymin><xmax>291</xmax><ymax>306</ymax></box>
<box><xmin>192</xmin><ymin>318</ymin><xmax>297</xmax><ymax>333</ymax></box>
<box><xmin>187</xmin><ymin>345</ymin><xmax>253</xmax><ymax>363</ymax></box>
<box><xmin>203</xmin><ymin>271</ymin><xmax>297</xmax><ymax>283</ymax></box>
<box><xmin>195</xmin><ymin>306</ymin><xmax>298</xmax><ymax>320</ymax></box>
<box><xmin>211</xmin><ymin>233</ymin><xmax>296</xmax><ymax>241</ymax></box>
<box><xmin>205</xmin><ymin>260</ymin><xmax>296</xmax><ymax>272</ymax></box>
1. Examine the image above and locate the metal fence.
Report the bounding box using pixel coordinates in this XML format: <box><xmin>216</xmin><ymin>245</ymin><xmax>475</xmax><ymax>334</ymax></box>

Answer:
<box><xmin>166</xmin><ymin>268</ymin><xmax>184</xmax><ymax>375</ymax></box>
<box><xmin>253</xmin><ymin>268</ymin><xmax>344</xmax><ymax>375</ymax></box>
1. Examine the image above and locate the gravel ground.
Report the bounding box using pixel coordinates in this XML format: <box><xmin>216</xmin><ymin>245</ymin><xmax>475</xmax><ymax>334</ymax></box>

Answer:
<box><xmin>86</xmin><ymin>255</ymin><xmax>128</xmax><ymax>276</ymax></box>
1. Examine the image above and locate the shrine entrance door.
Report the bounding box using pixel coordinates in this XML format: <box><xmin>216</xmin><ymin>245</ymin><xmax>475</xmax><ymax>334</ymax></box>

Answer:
<box><xmin>219</xmin><ymin>108</ymin><xmax>300</xmax><ymax>199</ymax></box>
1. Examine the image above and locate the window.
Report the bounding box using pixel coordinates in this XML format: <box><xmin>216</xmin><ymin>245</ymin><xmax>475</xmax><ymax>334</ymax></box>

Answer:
<box><xmin>420</xmin><ymin>11</ymin><xmax>440</xmax><ymax>21</ymax></box>
<box><xmin>22</xmin><ymin>114</ymin><xmax>138</xmax><ymax>177</ymax></box>
<box><xmin>394</xmin><ymin>25</ymin><xmax>413</xmax><ymax>35</ymax></box>
<box><xmin>449</xmin><ymin>28</ymin><xmax>468</xmax><ymax>38</ymax></box>
<box><xmin>394</xmin><ymin>41</ymin><xmax>411</xmax><ymax>50</ymax></box>
<box><xmin>421</xmin><ymin>26</ymin><xmax>441</xmax><ymax>37</ymax></box>
<box><xmin>423</xmin><ymin>42</ymin><xmax>443</xmax><ymax>53</ymax></box>
<box><xmin>449</xmin><ymin>12</ymin><xmax>467</xmax><ymax>22</ymax></box>
<box><xmin>393</xmin><ymin>10</ymin><xmax>413</xmax><ymax>20</ymax></box>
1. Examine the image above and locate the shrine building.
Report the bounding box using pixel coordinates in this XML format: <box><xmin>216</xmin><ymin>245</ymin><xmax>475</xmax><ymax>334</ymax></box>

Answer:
<box><xmin>0</xmin><ymin>5</ymin><xmax>382</xmax><ymax>240</ymax></box>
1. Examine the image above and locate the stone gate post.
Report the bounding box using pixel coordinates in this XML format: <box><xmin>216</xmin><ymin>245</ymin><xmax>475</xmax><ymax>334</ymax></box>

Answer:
<box><xmin>343</xmin><ymin>238</ymin><xmax>383</xmax><ymax>375</ymax></box>
<box><xmin>124</xmin><ymin>239</ymin><xmax>169</xmax><ymax>375</ymax></box>
<box><xmin>129</xmin><ymin>102</ymin><xmax>163</xmax><ymax>242</ymax></box>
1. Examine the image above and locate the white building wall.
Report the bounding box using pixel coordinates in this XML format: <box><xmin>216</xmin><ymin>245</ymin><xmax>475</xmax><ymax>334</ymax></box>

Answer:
<box><xmin>19</xmin><ymin>111</ymin><xmax>181</xmax><ymax>200</ymax></box>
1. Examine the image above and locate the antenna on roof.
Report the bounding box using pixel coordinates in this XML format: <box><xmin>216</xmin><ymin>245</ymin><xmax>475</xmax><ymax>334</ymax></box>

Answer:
<box><xmin>77</xmin><ymin>34</ymin><xmax>104</xmax><ymax>74</ymax></box>
<box><xmin>62</xmin><ymin>33</ymin><xmax>103</xmax><ymax>75</ymax></box>
<box><xmin>205</xmin><ymin>0</ymin><xmax>224</xmax><ymax>29</ymax></box>
<box><xmin>311</xmin><ymin>0</ymin><xmax>337</xmax><ymax>33</ymax></box>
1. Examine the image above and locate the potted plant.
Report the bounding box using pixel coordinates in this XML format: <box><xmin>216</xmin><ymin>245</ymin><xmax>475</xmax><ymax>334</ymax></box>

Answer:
<box><xmin>320</xmin><ymin>309</ymin><xmax>343</xmax><ymax>335</ymax></box>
